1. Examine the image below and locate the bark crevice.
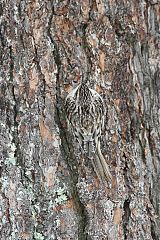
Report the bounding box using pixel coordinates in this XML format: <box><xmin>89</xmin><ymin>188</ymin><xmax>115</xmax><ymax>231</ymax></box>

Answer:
<box><xmin>122</xmin><ymin>199</ymin><xmax>131</xmax><ymax>239</ymax></box>
<box><xmin>9</xmin><ymin>46</ymin><xmax>21</xmax><ymax>168</ymax></box>
<box><xmin>47</xmin><ymin>8</ymin><xmax>88</xmax><ymax>240</ymax></box>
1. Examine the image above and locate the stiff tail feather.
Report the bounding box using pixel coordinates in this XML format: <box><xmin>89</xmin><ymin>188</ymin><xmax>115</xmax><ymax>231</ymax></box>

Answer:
<box><xmin>92</xmin><ymin>141</ymin><xmax>112</xmax><ymax>183</ymax></box>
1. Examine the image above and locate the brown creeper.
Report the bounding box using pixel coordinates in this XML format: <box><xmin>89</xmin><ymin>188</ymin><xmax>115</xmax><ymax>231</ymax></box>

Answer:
<box><xmin>65</xmin><ymin>82</ymin><xmax>112</xmax><ymax>182</ymax></box>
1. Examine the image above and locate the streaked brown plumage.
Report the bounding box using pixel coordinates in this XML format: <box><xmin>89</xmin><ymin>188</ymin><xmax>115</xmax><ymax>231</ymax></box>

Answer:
<box><xmin>65</xmin><ymin>82</ymin><xmax>112</xmax><ymax>182</ymax></box>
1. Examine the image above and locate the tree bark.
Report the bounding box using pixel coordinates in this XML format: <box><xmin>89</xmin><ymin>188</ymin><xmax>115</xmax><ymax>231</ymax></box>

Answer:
<box><xmin>0</xmin><ymin>0</ymin><xmax>159</xmax><ymax>239</ymax></box>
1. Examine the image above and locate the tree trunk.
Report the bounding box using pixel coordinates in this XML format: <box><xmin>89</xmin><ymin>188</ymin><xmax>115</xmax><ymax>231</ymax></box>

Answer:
<box><xmin>0</xmin><ymin>0</ymin><xmax>159</xmax><ymax>239</ymax></box>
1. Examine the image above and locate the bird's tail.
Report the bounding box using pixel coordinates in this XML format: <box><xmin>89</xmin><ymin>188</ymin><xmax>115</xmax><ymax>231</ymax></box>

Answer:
<box><xmin>91</xmin><ymin>141</ymin><xmax>112</xmax><ymax>183</ymax></box>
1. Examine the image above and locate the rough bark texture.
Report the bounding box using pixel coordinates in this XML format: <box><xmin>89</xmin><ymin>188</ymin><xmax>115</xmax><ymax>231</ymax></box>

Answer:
<box><xmin>0</xmin><ymin>0</ymin><xmax>159</xmax><ymax>239</ymax></box>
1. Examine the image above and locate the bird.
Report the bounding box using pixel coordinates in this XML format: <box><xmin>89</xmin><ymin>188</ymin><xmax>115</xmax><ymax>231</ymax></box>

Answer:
<box><xmin>65</xmin><ymin>81</ymin><xmax>112</xmax><ymax>183</ymax></box>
